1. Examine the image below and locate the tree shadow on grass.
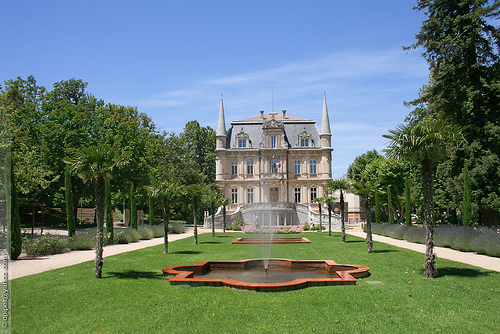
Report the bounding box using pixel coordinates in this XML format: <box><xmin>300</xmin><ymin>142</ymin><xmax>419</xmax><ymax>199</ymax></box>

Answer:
<box><xmin>172</xmin><ymin>250</ymin><xmax>202</xmax><ymax>255</ymax></box>
<box><xmin>201</xmin><ymin>241</ymin><xmax>222</xmax><ymax>244</ymax></box>
<box><xmin>106</xmin><ymin>270</ymin><xmax>164</xmax><ymax>280</ymax></box>
<box><xmin>430</xmin><ymin>267</ymin><xmax>493</xmax><ymax>278</ymax></box>
<box><xmin>371</xmin><ymin>249</ymin><xmax>400</xmax><ymax>253</ymax></box>
<box><xmin>344</xmin><ymin>240</ymin><xmax>365</xmax><ymax>243</ymax></box>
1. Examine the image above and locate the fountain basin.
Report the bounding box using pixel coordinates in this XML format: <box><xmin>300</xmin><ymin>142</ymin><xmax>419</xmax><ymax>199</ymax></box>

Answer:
<box><xmin>232</xmin><ymin>237</ymin><xmax>310</xmax><ymax>244</ymax></box>
<box><xmin>162</xmin><ymin>258</ymin><xmax>370</xmax><ymax>292</ymax></box>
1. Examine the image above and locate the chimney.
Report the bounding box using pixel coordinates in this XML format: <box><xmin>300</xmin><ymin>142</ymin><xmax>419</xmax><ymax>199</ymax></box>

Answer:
<box><xmin>260</xmin><ymin>110</ymin><xmax>264</xmax><ymax>119</ymax></box>
<box><xmin>282</xmin><ymin>109</ymin><xmax>287</xmax><ymax>118</ymax></box>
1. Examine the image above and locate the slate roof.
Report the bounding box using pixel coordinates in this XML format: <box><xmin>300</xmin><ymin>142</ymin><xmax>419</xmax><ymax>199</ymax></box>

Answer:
<box><xmin>227</xmin><ymin>113</ymin><xmax>320</xmax><ymax>149</ymax></box>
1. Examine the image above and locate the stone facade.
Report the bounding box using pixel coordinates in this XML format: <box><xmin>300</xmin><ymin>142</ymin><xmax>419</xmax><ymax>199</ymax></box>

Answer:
<box><xmin>215</xmin><ymin>94</ymin><xmax>333</xmax><ymax>225</ymax></box>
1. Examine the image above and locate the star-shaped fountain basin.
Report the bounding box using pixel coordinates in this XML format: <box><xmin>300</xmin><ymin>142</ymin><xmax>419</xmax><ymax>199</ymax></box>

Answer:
<box><xmin>162</xmin><ymin>258</ymin><xmax>370</xmax><ymax>292</ymax></box>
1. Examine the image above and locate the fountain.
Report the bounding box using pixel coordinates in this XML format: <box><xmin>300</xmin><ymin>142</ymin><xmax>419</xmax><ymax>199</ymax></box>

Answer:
<box><xmin>163</xmin><ymin>204</ymin><xmax>369</xmax><ymax>291</ymax></box>
<box><xmin>162</xmin><ymin>259</ymin><xmax>370</xmax><ymax>292</ymax></box>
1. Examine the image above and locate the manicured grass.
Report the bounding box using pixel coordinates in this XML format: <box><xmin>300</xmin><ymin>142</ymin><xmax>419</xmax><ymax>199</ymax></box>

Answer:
<box><xmin>12</xmin><ymin>232</ymin><xmax>500</xmax><ymax>333</ymax></box>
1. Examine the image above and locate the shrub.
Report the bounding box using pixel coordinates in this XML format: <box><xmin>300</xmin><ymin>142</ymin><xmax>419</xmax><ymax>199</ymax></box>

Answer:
<box><xmin>24</xmin><ymin>236</ymin><xmax>67</xmax><ymax>256</ymax></box>
<box><xmin>233</xmin><ymin>218</ymin><xmax>245</xmax><ymax>227</ymax></box>
<box><xmin>138</xmin><ymin>226</ymin><xmax>154</xmax><ymax>240</ymax></box>
<box><xmin>225</xmin><ymin>225</ymin><xmax>241</xmax><ymax>231</ymax></box>
<box><xmin>123</xmin><ymin>228</ymin><xmax>141</xmax><ymax>242</ymax></box>
<box><xmin>303</xmin><ymin>223</ymin><xmax>310</xmax><ymax>231</ymax></box>
<box><xmin>68</xmin><ymin>232</ymin><xmax>94</xmax><ymax>250</ymax></box>
<box><xmin>114</xmin><ymin>231</ymin><xmax>132</xmax><ymax>244</ymax></box>
<box><xmin>150</xmin><ymin>225</ymin><xmax>164</xmax><ymax>238</ymax></box>
<box><xmin>386</xmin><ymin>224</ymin><xmax>408</xmax><ymax>240</ymax></box>
<box><xmin>169</xmin><ymin>222</ymin><xmax>186</xmax><ymax>234</ymax></box>
<box><xmin>371</xmin><ymin>223</ymin><xmax>500</xmax><ymax>258</ymax></box>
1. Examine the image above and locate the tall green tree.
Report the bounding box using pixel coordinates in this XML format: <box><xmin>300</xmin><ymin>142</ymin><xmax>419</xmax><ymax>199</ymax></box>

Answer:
<box><xmin>5</xmin><ymin>151</ymin><xmax>22</xmax><ymax>260</ymax></box>
<box><xmin>65</xmin><ymin>145</ymin><xmax>130</xmax><ymax>278</ymax></box>
<box><xmin>407</xmin><ymin>0</ymin><xmax>500</xmax><ymax>224</ymax></box>
<box><xmin>65</xmin><ymin>165</ymin><xmax>76</xmax><ymax>237</ymax></box>
<box><xmin>462</xmin><ymin>166</ymin><xmax>473</xmax><ymax>226</ymax></box>
<box><xmin>405</xmin><ymin>178</ymin><xmax>412</xmax><ymax>226</ymax></box>
<box><xmin>130</xmin><ymin>182</ymin><xmax>137</xmax><ymax>229</ymax></box>
<box><xmin>374</xmin><ymin>191</ymin><xmax>381</xmax><ymax>224</ymax></box>
<box><xmin>383</xmin><ymin>118</ymin><xmax>466</xmax><ymax>278</ymax></box>
<box><xmin>387</xmin><ymin>185</ymin><xmax>394</xmax><ymax>224</ymax></box>
<box><xmin>148</xmin><ymin>196</ymin><xmax>155</xmax><ymax>226</ymax></box>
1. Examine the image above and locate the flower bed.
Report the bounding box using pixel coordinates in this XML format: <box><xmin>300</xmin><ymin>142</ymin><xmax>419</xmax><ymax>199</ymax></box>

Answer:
<box><xmin>241</xmin><ymin>225</ymin><xmax>304</xmax><ymax>234</ymax></box>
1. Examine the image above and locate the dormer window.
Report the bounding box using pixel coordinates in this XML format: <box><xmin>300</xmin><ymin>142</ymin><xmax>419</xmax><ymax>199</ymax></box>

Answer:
<box><xmin>234</xmin><ymin>128</ymin><xmax>251</xmax><ymax>148</ymax></box>
<box><xmin>297</xmin><ymin>128</ymin><xmax>313</xmax><ymax>147</ymax></box>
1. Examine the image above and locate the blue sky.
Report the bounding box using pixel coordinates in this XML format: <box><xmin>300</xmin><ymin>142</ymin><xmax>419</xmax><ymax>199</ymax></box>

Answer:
<box><xmin>1</xmin><ymin>1</ymin><xmax>430</xmax><ymax>177</ymax></box>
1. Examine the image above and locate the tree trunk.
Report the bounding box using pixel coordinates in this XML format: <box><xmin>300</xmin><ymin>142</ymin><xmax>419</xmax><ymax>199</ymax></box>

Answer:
<box><xmin>318</xmin><ymin>203</ymin><xmax>322</xmax><ymax>232</ymax></box>
<box><xmin>94</xmin><ymin>176</ymin><xmax>105</xmax><ymax>279</ymax></box>
<box><xmin>105</xmin><ymin>178</ymin><xmax>113</xmax><ymax>241</ymax></box>
<box><xmin>211</xmin><ymin>202</ymin><xmax>215</xmax><ymax>238</ymax></box>
<box><xmin>223</xmin><ymin>205</ymin><xmax>226</xmax><ymax>233</ymax></box>
<box><xmin>364</xmin><ymin>198</ymin><xmax>373</xmax><ymax>253</ymax></box>
<box><xmin>328</xmin><ymin>204</ymin><xmax>332</xmax><ymax>237</ymax></box>
<box><xmin>340</xmin><ymin>191</ymin><xmax>346</xmax><ymax>242</ymax></box>
<box><xmin>421</xmin><ymin>160</ymin><xmax>437</xmax><ymax>278</ymax></box>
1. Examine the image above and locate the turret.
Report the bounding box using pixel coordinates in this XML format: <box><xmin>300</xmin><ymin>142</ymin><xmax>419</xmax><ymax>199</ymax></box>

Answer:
<box><xmin>320</xmin><ymin>91</ymin><xmax>332</xmax><ymax>148</ymax></box>
<box><xmin>216</xmin><ymin>93</ymin><xmax>227</xmax><ymax>149</ymax></box>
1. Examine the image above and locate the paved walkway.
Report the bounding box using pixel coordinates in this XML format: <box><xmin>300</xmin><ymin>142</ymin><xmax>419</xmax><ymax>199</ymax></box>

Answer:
<box><xmin>345</xmin><ymin>226</ymin><xmax>500</xmax><ymax>272</ymax></box>
<box><xmin>9</xmin><ymin>225</ymin><xmax>500</xmax><ymax>280</ymax></box>
<box><xmin>10</xmin><ymin>227</ymin><xmax>207</xmax><ymax>280</ymax></box>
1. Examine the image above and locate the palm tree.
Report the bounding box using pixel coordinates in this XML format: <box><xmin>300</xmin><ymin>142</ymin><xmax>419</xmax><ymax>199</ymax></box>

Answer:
<box><xmin>65</xmin><ymin>145</ymin><xmax>130</xmax><ymax>278</ymax></box>
<box><xmin>328</xmin><ymin>178</ymin><xmax>351</xmax><ymax>242</ymax></box>
<box><xmin>145</xmin><ymin>180</ymin><xmax>179</xmax><ymax>254</ymax></box>
<box><xmin>221</xmin><ymin>197</ymin><xmax>230</xmax><ymax>233</ymax></box>
<box><xmin>351</xmin><ymin>180</ymin><xmax>375</xmax><ymax>253</ymax></box>
<box><xmin>204</xmin><ymin>186</ymin><xmax>222</xmax><ymax>238</ymax></box>
<box><xmin>383</xmin><ymin>118</ymin><xmax>465</xmax><ymax>278</ymax></box>
<box><xmin>312</xmin><ymin>197</ymin><xmax>324</xmax><ymax>232</ymax></box>
<box><xmin>323</xmin><ymin>196</ymin><xmax>336</xmax><ymax>237</ymax></box>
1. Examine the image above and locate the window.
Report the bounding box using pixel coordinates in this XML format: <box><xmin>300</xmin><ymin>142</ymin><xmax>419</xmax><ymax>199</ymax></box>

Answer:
<box><xmin>238</xmin><ymin>139</ymin><xmax>246</xmax><ymax>148</ymax></box>
<box><xmin>294</xmin><ymin>160</ymin><xmax>301</xmax><ymax>174</ymax></box>
<box><xmin>310</xmin><ymin>188</ymin><xmax>317</xmax><ymax>202</ymax></box>
<box><xmin>310</xmin><ymin>160</ymin><xmax>317</xmax><ymax>174</ymax></box>
<box><xmin>231</xmin><ymin>189</ymin><xmax>238</xmax><ymax>204</ymax></box>
<box><xmin>270</xmin><ymin>135</ymin><xmax>277</xmax><ymax>148</ymax></box>
<box><xmin>270</xmin><ymin>160</ymin><xmax>280</xmax><ymax>173</ymax></box>
<box><xmin>247</xmin><ymin>160</ymin><xmax>253</xmax><ymax>175</ymax></box>
<box><xmin>294</xmin><ymin>188</ymin><xmax>301</xmax><ymax>203</ymax></box>
<box><xmin>231</xmin><ymin>161</ymin><xmax>238</xmax><ymax>175</ymax></box>
<box><xmin>247</xmin><ymin>188</ymin><xmax>254</xmax><ymax>204</ymax></box>
<box><xmin>301</xmin><ymin>138</ymin><xmax>309</xmax><ymax>147</ymax></box>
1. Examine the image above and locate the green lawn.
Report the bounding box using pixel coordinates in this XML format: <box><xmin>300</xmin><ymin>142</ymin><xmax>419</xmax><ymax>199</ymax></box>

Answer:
<box><xmin>12</xmin><ymin>232</ymin><xmax>500</xmax><ymax>333</ymax></box>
